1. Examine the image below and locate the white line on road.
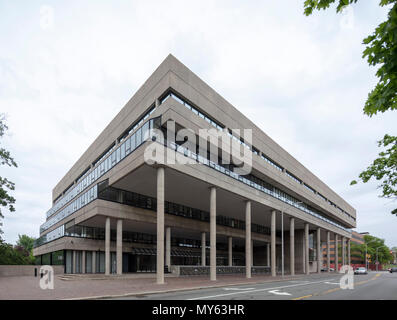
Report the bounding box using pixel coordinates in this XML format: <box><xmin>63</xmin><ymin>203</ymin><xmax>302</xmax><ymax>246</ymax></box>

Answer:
<box><xmin>187</xmin><ymin>278</ymin><xmax>337</xmax><ymax>300</ymax></box>
<box><xmin>223</xmin><ymin>287</ymin><xmax>255</xmax><ymax>291</ymax></box>
<box><xmin>268</xmin><ymin>289</ymin><xmax>291</xmax><ymax>296</ymax></box>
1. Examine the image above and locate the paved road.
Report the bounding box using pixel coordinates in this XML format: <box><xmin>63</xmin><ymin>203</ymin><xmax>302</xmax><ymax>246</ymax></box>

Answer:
<box><xmin>108</xmin><ymin>272</ymin><xmax>397</xmax><ymax>300</ymax></box>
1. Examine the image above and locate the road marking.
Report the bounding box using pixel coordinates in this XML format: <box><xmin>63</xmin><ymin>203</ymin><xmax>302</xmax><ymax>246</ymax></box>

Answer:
<box><xmin>187</xmin><ymin>278</ymin><xmax>337</xmax><ymax>300</ymax></box>
<box><xmin>292</xmin><ymin>294</ymin><xmax>312</xmax><ymax>300</ymax></box>
<box><xmin>324</xmin><ymin>282</ymin><xmax>340</xmax><ymax>285</ymax></box>
<box><xmin>268</xmin><ymin>289</ymin><xmax>291</xmax><ymax>296</ymax></box>
<box><xmin>292</xmin><ymin>272</ymin><xmax>383</xmax><ymax>300</ymax></box>
<box><xmin>223</xmin><ymin>287</ymin><xmax>255</xmax><ymax>291</ymax></box>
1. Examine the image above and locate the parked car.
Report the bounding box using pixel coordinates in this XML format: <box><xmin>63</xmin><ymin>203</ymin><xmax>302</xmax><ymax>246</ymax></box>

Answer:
<box><xmin>320</xmin><ymin>267</ymin><xmax>335</xmax><ymax>272</ymax></box>
<box><xmin>389</xmin><ymin>267</ymin><xmax>397</xmax><ymax>273</ymax></box>
<box><xmin>354</xmin><ymin>267</ymin><xmax>368</xmax><ymax>275</ymax></box>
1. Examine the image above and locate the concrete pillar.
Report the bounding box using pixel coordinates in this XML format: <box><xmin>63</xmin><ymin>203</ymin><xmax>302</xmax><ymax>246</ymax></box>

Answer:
<box><xmin>82</xmin><ymin>250</ymin><xmax>86</xmax><ymax>274</ymax></box>
<box><xmin>271</xmin><ymin>210</ymin><xmax>276</xmax><ymax>277</ymax></box>
<box><xmin>117</xmin><ymin>219</ymin><xmax>123</xmax><ymax>275</ymax></box>
<box><xmin>245</xmin><ymin>201</ymin><xmax>251</xmax><ymax>279</ymax></box>
<box><xmin>317</xmin><ymin>228</ymin><xmax>321</xmax><ymax>274</ymax></box>
<box><xmin>334</xmin><ymin>234</ymin><xmax>339</xmax><ymax>272</ymax></box>
<box><xmin>156</xmin><ymin>167</ymin><xmax>165</xmax><ymax>284</ymax></box>
<box><xmin>166</xmin><ymin>227</ymin><xmax>171</xmax><ymax>269</ymax></box>
<box><xmin>290</xmin><ymin>218</ymin><xmax>295</xmax><ymax>276</ymax></box>
<box><xmin>228</xmin><ymin>236</ymin><xmax>232</xmax><ymax>267</ymax></box>
<box><xmin>327</xmin><ymin>231</ymin><xmax>330</xmax><ymax>272</ymax></box>
<box><xmin>92</xmin><ymin>251</ymin><xmax>96</xmax><ymax>274</ymax></box>
<box><xmin>72</xmin><ymin>250</ymin><xmax>76</xmax><ymax>274</ymax></box>
<box><xmin>304</xmin><ymin>223</ymin><xmax>309</xmax><ymax>275</ymax></box>
<box><xmin>210</xmin><ymin>186</ymin><xmax>217</xmax><ymax>281</ymax></box>
<box><xmin>267</xmin><ymin>243</ymin><xmax>270</xmax><ymax>267</ymax></box>
<box><xmin>342</xmin><ymin>237</ymin><xmax>346</xmax><ymax>266</ymax></box>
<box><xmin>201</xmin><ymin>232</ymin><xmax>206</xmax><ymax>266</ymax></box>
<box><xmin>251</xmin><ymin>240</ymin><xmax>254</xmax><ymax>267</ymax></box>
<box><xmin>105</xmin><ymin>217</ymin><xmax>110</xmax><ymax>275</ymax></box>
<box><xmin>347</xmin><ymin>239</ymin><xmax>351</xmax><ymax>265</ymax></box>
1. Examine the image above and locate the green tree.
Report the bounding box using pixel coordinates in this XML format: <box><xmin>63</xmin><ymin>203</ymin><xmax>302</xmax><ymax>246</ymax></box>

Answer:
<box><xmin>0</xmin><ymin>240</ymin><xmax>34</xmax><ymax>265</ymax></box>
<box><xmin>363</xmin><ymin>235</ymin><xmax>393</xmax><ymax>264</ymax></box>
<box><xmin>0</xmin><ymin>114</ymin><xmax>17</xmax><ymax>237</ymax></box>
<box><xmin>16</xmin><ymin>234</ymin><xmax>35</xmax><ymax>254</ymax></box>
<box><xmin>304</xmin><ymin>1</ymin><xmax>397</xmax><ymax>215</ymax></box>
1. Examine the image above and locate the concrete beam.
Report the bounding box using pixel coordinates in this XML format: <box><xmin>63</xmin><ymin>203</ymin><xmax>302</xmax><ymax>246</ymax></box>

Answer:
<box><xmin>105</xmin><ymin>217</ymin><xmax>110</xmax><ymax>275</ymax></box>
<box><xmin>245</xmin><ymin>201</ymin><xmax>251</xmax><ymax>279</ymax></box>
<box><xmin>166</xmin><ymin>227</ymin><xmax>171</xmax><ymax>268</ymax></box>
<box><xmin>271</xmin><ymin>210</ymin><xmax>276</xmax><ymax>277</ymax></box>
<box><xmin>156</xmin><ymin>167</ymin><xmax>165</xmax><ymax>284</ymax></box>
<box><xmin>210</xmin><ymin>186</ymin><xmax>217</xmax><ymax>281</ymax></box>
<box><xmin>117</xmin><ymin>219</ymin><xmax>123</xmax><ymax>275</ymax></box>
<box><xmin>201</xmin><ymin>232</ymin><xmax>206</xmax><ymax>266</ymax></box>
<box><xmin>305</xmin><ymin>223</ymin><xmax>309</xmax><ymax>275</ymax></box>
<box><xmin>290</xmin><ymin>218</ymin><xmax>295</xmax><ymax>276</ymax></box>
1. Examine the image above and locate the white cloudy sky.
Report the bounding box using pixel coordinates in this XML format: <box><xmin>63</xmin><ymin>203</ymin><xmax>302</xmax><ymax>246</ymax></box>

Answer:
<box><xmin>1</xmin><ymin>1</ymin><xmax>396</xmax><ymax>247</ymax></box>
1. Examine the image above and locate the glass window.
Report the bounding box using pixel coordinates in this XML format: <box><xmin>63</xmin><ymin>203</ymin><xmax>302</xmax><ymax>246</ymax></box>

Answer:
<box><xmin>121</xmin><ymin>143</ymin><xmax>126</xmax><ymax>159</ymax></box>
<box><xmin>116</xmin><ymin>147</ymin><xmax>120</xmax><ymax>163</ymax></box>
<box><xmin>136</xmin><ymin>128</ymin><xmax>142</xmax><ymax>146</ymax></box>
<box><xmin>125</xmin><ymin>138</ymin><xmax>131</xmax><ymax>155</ymax></box>
<box><xmin>142</xmin><ymin>121</ymin><xmax>149</xmax><ymax>141</ymax></box>
<box><xmin>131</xmin><ymin>134</ymin><xmax>136</xmax><ymax>150</ymax></box>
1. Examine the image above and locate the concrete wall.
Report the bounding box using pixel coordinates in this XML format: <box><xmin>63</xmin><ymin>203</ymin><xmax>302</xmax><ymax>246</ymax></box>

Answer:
<box><xmin>0</xmin><ymin>265</ymin><xmax>64</xmax><ymax>277</ymax></box>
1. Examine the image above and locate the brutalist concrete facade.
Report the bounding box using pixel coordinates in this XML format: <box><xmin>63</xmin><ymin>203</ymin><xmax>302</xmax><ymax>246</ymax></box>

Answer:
<box><xmin>33</xmin><ymin>54</ymin><xmax>355</xmax><ymax>281</ymax></box>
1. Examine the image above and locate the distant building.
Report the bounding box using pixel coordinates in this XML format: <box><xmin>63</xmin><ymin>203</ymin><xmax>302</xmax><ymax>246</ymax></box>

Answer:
<box><xmin>322</xmin><ymin>230</ymin><xmax>366</xmax><ymax>265</ymax></box>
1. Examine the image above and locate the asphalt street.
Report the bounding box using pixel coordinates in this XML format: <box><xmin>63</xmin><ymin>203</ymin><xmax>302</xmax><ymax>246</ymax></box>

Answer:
<box><xmin>107</xmin><ymin>271</ymin><xmax>397</xmax><ymax>300</ymax></box>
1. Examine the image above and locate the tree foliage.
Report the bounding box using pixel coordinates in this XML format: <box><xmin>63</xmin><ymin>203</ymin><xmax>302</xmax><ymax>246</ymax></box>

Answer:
<box><xmin>363</xmin><ymin>234</ymin><xmax>394</xmax><ymax>264</ymax></box>
<box><xmin>0</xmin><ymin>239</ymin><xmax>35</xmax><ymax>265</ymax></box>
<box><xmin>351</xmin><ymin>135</ymin><xmax>397</xmax><ymax>214</ymax></box>
<box><xmin>0</xmin><ymin>114</ymin><xmax>17</xmax><ymax>237</ymax></box>
<box><xmin>16</xmin><ymin>234</ymin><xmax>35</xmax><ymax>254</ymax></box>
<box><xmin>304</xmin><ymin>1</ymin><xmax>397</xmax><ymax>215</ymax></box>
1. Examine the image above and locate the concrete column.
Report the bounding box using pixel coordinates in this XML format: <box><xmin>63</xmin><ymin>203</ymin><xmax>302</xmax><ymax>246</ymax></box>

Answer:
<box><xmin>267</xmin><ymin>243</ymin><xmax>270</xmax><ymax>267</ymax></box>
<box><xmin>251</xmin><ymin>240</ymin><xmax>254</xmax><ymax>267</ymax></box>
<box><xmin>317</xmin><ymin>228</ymin><xmax>321</xmax><ymax>274</ymax></box>
<box><xmin>327</xmin><ymin>231</ymin><xmax>331</xmax><ymax>272</ymax></box>
<box><xmin>201</xmin><ymin>232</ymin><xmax>206</xmax><ymax>266</ymax></box>
<box><xmin>271</xmin><ymin>210</ymin><xmax>276</xmax><ymax>277</ymax></box>
<box><xmin>72</xmin><ymin>250</ymin><xmax>76</xmax><ymax>274</ymax></box>
<box><xmin>156</xmin><ymin>167</ymin><xmax>165</xmax><ymax>284</ymax></box>
<box><xmin>228</xmin><ymin>236</ymin><xmax>232</xmax><ymax>267</ymax></box>
<box><xmin>347</xmin><ymin>239</ymin><xmax>351</xmax><ymax>265</ymax></box>
<box><xmin>82</xmin><ymin>250</ymin><xmax>86</xmax><ymax>274</ymax></box>
<box><xmin>342</xmin><ymin>237</ymin><xmax>346</xmax><ymax>266</ymax></box>
<box><xmin>117</xmin><ymin>219</ymin><xmax>123</xmax><ymax>275</ymax></box>
<box><xmin>334</xmin><ymin>234</ymin><xmax>339</xmax><ymax>272</ymax></box>
<box><xmin>92</xmin><ymin>251</ymin><xmax>96</xmax><ymax>274</ymax></box>
<box><xmin>245</xmin><ymin>201</ymin><xmax>251</xmax><ymax>279</ymax></box>
<box><xmin>289</xmin><ymin>218</ymin><xmax>295</xmax><ymax>276</ymax></box>
<box><xmin>304</xmin><ymin>223</ymin><xmax>309</xmax><ymax>275</ymax></box>
<box><xmin>105</xmin><ymin>217</ymin><xmax>110</xmax><ymax>275</ymax></box>
<box><xmin>166</xmin><ymin>227</ymin><xmax>171</xmax><ymax>269</ymax></box>
<box><xmin>210</xmin><ymin>186</ymin><xmax>217</xmax><ymax>281</ymax></box>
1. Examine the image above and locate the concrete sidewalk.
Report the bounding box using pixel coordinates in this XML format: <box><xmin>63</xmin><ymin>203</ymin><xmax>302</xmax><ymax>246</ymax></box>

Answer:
<box><xmin>0</xmin><ymin>272</ymin><xmax>335</xmax><ymax>300</ymax></box>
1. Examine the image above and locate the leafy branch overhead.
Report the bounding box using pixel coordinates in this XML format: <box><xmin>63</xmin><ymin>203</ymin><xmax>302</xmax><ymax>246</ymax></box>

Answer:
<box><xmin>304</xmin><ymin>0</ymin><xmax>397</xmax><ymax>215</ymax></box>
<box><xmin>0</xmin><ymin>114</ymin><xmax>17</xmax><ymax>236</ymax></box>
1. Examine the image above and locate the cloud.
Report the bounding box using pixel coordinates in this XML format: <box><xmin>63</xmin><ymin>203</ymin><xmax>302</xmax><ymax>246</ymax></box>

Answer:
<box><xmin>0</xmin><ymin>0</ymin><xmax>396</xmax><ymax>247</ymax></box>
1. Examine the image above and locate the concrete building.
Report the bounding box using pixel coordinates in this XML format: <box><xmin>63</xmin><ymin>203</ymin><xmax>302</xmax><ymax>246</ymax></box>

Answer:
<box><xmin>33</xmin><ymin>55</ymin><xmax>355</xmax><ymax>282</ymax></box>
<box><xmin>322</xmin><ymin>230</ymin><xmax>365</xmax><ymax>267</ymax></box>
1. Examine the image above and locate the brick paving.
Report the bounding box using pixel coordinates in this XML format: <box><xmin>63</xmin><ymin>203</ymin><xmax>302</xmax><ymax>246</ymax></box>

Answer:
<box><xmin>0</xmin><ymin>272</ymin><xmax>312</xmax><ymax>300</ymax></box>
